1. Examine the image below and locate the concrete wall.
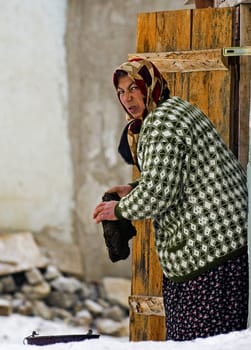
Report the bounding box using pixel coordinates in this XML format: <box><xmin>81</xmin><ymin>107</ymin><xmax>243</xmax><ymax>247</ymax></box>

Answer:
<box><xmin>0</xmin><ymin>0</ymin><xmax>194</xmax><ymax>281</ymax></box>
<box><xmin>66</xmin><ymin>0</ymin><xmax>194</xmax><ymax>280</ymax></box>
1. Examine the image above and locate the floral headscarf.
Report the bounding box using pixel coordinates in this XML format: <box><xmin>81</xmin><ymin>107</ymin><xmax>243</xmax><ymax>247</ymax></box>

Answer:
<box><xmin>113</xmin><ymin>58</ymin><xmax>170</xmax><ymax>168</ymax></box>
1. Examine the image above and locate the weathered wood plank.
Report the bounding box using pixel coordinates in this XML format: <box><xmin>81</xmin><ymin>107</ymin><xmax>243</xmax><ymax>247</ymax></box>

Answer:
<box><xmin>238</xmin><ymin>4</ymin><xmax>251</xmax><ymax>167</ymax></box>
<box><xmin>166</xmin><ymin>72</ymin><xmax>188</xmax><ymax>101</ymax></box>
<box><xmin>148</xmin><ymin>224</ymin><xmax>163</xmax><ymax>295</ymax></box>
<box><xmin>130</xmin><ymin>166</ymin><xmax>165</xmax><ymax>341</ymax></box>
<box><xmin>129</xmin><ymin>313</ymin><xmax>166</xmax><ymax>341</ymax></box>
<box><xmin>191</xmin><ymin>7</ymin><xmax>234</xmax><ymax>146</ymax></box>
<box><xmin>128</xmin><ymin>49</ymin><xmax>228</xmax><ymax>72</ymax></box>
<box><xmin>188</xmin><ymin>71</ymin><xmax>210</xmax><ymax>115</ymax></box>
<box><xmin>129</xmin><ymin>89</ymin><xmax>166</xmax><ymax>339</ymax></box>
<box><xmin>129</xmin><ymin>295</ymin><xmax>165</xmax><ymax>316</ymax></box>
<box><xmin>208</xmin><ymin>70</ymin><xmax>231</xmax><ymax>146</ymax></box>
<box><xmin>131</xmin><ymin>220</ymin><xmax>151</xmax><ymax>295</ymax></box>
<box><xmin>192</xmin><ymin>7</ymin><xmax>234</xmax><ymax>49</ymax></box>
<box><xmin>131</xmin><ymin>167</ymin><xmax>150</xmax><ymax>296</ymax></box>
<box><xmin>156</xmin><ymin>10</ymin><xmax>192</xmax><ymax>51</ymax></box>
<box><xmin>131</xmin><ymin>166</ymin><xmax>163</xmax><ymax>296</ymax></box>
<box><xmin>136</xmin><ymin>12</ymin><xmax>157</xmax><ymax>53</ymax></box>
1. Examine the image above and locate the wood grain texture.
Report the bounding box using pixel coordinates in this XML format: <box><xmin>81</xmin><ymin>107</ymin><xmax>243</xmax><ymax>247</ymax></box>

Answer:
<box><xmin>128</xmin><ymin>49</ymin><xmax>228</xmax><ymax>72</ymax></box>
<box><xmin>156</xmin><ymin>10</ymin><xmax>191</xmax><ymax>51</ymax></box>
<box><xmin>130</xmin><ymin>6</ymin><xmax>243</xmax><ymax>341</ymax></box>
<box><xmin>238</xmin><ymin>4</ymin><xmax>251</xmax><ymax>167</ymax></box>
<box><xmin>192</xmin><ymin>7</ymin><xmax>233</xmax><ymax>49</ymax></box>
<box><xmin>136</xmin><ymin>13</ymin><xmax>157</xmax><ymax>53</ymax></box>
<box><xmin>129</xmin><ymin>295</ymin><xmax>165</xmax><ymax>316</ymax></box>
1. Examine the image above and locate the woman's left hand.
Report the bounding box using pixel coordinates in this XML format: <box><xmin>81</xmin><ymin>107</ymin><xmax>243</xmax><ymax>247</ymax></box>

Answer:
<box><xmin>93</xmin><ymin>200</ymin><xmax>118</xmax><ymax>224</ymax></box>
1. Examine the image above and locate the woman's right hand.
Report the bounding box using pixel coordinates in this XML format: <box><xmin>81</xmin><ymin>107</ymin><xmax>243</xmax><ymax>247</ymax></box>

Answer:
<box><xmin>107</xmin><ymin>185</ymin><xmax>132</xmax><ymax>198</ymax></box>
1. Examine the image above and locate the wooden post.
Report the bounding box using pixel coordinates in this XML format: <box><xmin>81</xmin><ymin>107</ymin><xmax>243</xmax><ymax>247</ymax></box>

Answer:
<box><xmin>239</xmin><ymin>3</ymin><xmax>251</xmax><ymax>328</ymax></box>
<box><xmin>238</xmin><ymin>4</ymin><xmax>251</xmax><ymax>166</ymax></box>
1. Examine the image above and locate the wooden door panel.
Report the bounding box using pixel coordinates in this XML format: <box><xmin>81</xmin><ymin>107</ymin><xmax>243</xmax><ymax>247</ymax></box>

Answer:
<box><xmin>130</xmin><ymin>6</ymin><xmax>239</xmax><ymax>341</ymax></box>
<box><xmin>156</xmin><ymin>10</ymin><xmax>192</xmax><ymax>51</ymax></box>
<box><xmin>136</xmin><ymin>13</ymin><xmax>157</xmax><ymax>53</ymax></box>
<box><xmin>171</xmin><ymin>72</ymin><xmax>190</xmax><ymax>101</ymax></box>
<box><xmin>192</xmin><ymin>7</ymin><xmax>234</xmax><ymax>49</ymax></box>
<box><xmin>208</xmin><ymin>70</ymin><xmax>231</xmax><ymax>145</ymax></box>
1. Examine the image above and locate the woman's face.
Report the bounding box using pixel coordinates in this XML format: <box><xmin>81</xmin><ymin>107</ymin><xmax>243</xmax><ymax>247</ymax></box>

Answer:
<box><xmin>117</xmin><ymin>75</ymin><xmax>146</xmax><ymax>119</ymax></box>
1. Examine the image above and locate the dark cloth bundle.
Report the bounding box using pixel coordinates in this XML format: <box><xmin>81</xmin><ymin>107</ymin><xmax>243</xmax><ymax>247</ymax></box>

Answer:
<box><xmin>101</xmin><ymin>192</ymin><xmax>137</xmax><ymax>262</ymax></box>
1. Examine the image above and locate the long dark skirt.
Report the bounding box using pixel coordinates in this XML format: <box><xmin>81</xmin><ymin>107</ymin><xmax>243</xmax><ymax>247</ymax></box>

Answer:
<box><xmin>162</xmin><ymin>251</ymin><xmax>249</xmax><ymax>341</ymax></box>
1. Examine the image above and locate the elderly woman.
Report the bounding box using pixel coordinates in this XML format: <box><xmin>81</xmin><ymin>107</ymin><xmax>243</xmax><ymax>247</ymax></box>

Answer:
<box><xmin>93</xmin><ymin>58</ymin><xmax>248</xmax><ymax>341</ymax></box>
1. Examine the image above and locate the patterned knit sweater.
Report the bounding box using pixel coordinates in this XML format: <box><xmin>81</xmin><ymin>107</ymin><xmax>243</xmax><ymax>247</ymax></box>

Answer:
<box><xmin>115</xmin><ymin>97</ymin><xmax>248</xmax><ymax>282</ymax></box>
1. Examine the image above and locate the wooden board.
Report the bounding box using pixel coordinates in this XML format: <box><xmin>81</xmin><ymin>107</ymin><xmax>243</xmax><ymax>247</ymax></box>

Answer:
<box><xmin>155</xmin><ymin>10</ymin><xmax>192</xmax><ymax>51</ymax></box>
<box><xmin>238</xmin><ymin>4</ymin><xmax>251</xmax><ymax>166</ymax></box>
<box><xmin>130</xmin><ymin>7</ymin><xmax>238</xmax><ymax>342</ymax></box>
<box><xmin>128</xmin><ymin>49</ymin><xmax>228</xmax><ymax>73</ymax></box>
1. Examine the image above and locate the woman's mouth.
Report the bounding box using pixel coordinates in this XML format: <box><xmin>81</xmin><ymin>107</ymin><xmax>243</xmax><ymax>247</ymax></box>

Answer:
<box><xmin>128</xmin><ymin>106</ymin><xmax>137</xmax><ymax>114</ymax></box>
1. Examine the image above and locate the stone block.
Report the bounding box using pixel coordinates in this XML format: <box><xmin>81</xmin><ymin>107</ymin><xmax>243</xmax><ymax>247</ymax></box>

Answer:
<box><xmin>0</xmin><ymin>232</ymin><xmax>47</xmax><ymax>276</ymax></box>
<box><xmin>102</xmin><ymin>277</ymin><xmax>131</xmax><ymax>309</ymax></box>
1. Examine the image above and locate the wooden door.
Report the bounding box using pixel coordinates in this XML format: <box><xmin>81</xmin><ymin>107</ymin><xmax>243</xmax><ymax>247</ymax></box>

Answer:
<box><xmin>128</xmin><ymin>6</ymin><xmax>250</xmax><ymax>341</ymax></box>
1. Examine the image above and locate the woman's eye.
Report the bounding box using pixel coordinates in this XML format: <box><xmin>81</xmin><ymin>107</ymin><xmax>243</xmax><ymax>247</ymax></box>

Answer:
<box><xmin>130</xmin><ymin>85</ymin><xmax>138</xmax><ymax>91</ymax></box>
<box><xmin>117</xmin><ymin>85</ymin><xmax>138</xmax><ymax>96</ymax></box>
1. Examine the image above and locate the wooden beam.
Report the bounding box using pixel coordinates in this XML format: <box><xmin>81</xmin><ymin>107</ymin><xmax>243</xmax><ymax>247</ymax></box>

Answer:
<box><xmin>129</xmin><ymin>295</ymin><xmax>165</xmax><ymax>317</ymax></box>
<box><xmin>128</xmin><ymin>49</ymin><xmax>228</xmax><ymax>73</ymax></box>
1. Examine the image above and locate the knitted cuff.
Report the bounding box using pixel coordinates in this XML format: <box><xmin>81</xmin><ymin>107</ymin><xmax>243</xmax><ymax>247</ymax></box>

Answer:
<box><xmin>114</xmin><ymin>203</ymin><xmax>124</xmax><ymax>219</ymax></box>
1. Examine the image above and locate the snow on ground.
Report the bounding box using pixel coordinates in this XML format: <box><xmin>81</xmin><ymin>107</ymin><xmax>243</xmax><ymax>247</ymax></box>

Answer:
<box><xmin>0</xmin><ymin>314</ymin><xmax>251</xmax><ymax>350</ymax></box>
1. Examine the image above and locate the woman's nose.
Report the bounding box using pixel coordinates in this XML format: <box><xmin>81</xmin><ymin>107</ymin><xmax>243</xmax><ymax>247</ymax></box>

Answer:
<box><xmin>124</xmin><ymin>90</ymin><xmax>133</xmax><ymax>101</ymax></box>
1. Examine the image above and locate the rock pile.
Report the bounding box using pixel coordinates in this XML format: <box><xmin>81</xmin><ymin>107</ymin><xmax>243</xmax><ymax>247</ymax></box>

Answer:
<box><xmin>0</xmin><ymin>265</ymin><xmax>131</xmax><ymax>337</ymax></box>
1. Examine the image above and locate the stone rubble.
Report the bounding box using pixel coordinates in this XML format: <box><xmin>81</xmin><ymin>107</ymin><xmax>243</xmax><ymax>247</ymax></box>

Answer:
<box><xmin>0</xmin><ymin>265</ymin><xmax>131</xmax><ymax>337</ymax></box>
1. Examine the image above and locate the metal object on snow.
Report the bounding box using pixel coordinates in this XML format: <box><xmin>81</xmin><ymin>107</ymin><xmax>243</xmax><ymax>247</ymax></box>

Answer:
<box><xmin>23</xmin><ymin>329</ymin><xmax>100</xmax><ymax>346</ymax></box>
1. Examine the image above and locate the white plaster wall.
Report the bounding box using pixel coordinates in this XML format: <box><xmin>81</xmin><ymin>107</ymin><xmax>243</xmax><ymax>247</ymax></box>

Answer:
<box><xmin>0</xmin><ymin>0</ymin><xmax>73</xmax><ymax>242</ymax></box>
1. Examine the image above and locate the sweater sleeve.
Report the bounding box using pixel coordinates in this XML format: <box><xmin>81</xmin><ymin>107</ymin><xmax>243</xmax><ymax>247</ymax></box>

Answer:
<box><xmin>115</xmin><ymin>114</ymin><xmax>187</xmax><ymax>221</ymax></box>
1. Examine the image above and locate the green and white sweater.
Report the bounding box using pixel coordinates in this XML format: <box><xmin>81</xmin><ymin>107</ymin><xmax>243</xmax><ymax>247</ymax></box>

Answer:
<box><xmin>115</xmin><ymin>97</ymin><xmax>248</xmax><ymax>282</ymax></box>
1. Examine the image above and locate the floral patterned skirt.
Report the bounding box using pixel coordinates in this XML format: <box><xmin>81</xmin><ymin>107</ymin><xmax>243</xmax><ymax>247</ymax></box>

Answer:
<box><xmin>162</xmin><ymin>250</ymin><xmax>249</xmax><ymax>341</ymax></box>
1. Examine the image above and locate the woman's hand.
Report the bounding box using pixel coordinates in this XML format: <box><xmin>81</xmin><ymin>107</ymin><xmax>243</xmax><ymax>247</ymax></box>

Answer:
<box><xmin>93</xmin><ymin>185</ymin><xmax>132</xmax><ymax>224</ymax></box>
<box><xmin>93</xmin><ymin>200</ymin><xmax>118</xmax><ymax>224</ymax></box>
<box><xmin>107</xmin><ymin>185</ymin><xmax>132</xmax><ymax>198</ymax></box>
